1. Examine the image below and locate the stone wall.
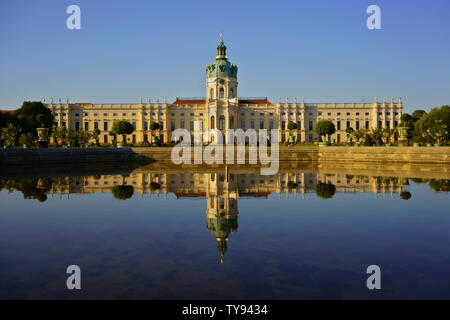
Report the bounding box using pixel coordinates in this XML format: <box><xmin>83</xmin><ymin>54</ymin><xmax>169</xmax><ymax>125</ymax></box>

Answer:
<box><xmin>0</xmin><ymin>146</ymin><xmax>449</xmax><ymax>166</ymax></box>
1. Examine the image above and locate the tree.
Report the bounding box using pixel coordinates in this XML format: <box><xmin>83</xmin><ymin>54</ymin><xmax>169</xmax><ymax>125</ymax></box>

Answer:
<box><xmin>14</xmin><ymin>101</ymin><xmax>54</xmax><ymax>138</ymax></box>
<box><xmin>352</xmin><ymin>128</ymin><xmax>367</xmax><ymax>144</ymax></box>
<box><xmin>92</xmin><ymin>128</ymin><xmax>101</xmax><ymax>146</ymax></box>
<box><xmin>345</xmin><ymin>127</ymin><xmax>354</xmax><ymax>135</ymax></box>
<box><xmin>18</xmin><ymin>132</ymin><xmax>35</xmax><ymax>147</ymax></box>
<box><xmin>414</xmin><ymin>106</ymin><xmax>450</xmax><ymax>144</ymax></box>
<box><xmin>314</xmin><ymin>120</ymin><xmax>335</xmax><ymax>142</ymax></box>
<box><xmin>412</xmin><ymin>110</ymin><xmax>427</xmax><ymax>122</ymax></box>
<box><xmin>111</xmin><ymin>120</ymin><xmax>134</xmax><ymax>145</ymax></box>
<box><xmin>76</xmin><ymin>130</ymin><xmax>91</xmax><ymax>147</ymax></box>
<box><xmin>287</xmin><ymin>121</ymin><xmax>297</xmax><ymax>130</ymax></box>
<box><xmin>52</xmin><ymin>126</ymin><xmax>66</xmax><ymax>145</ymax></box>
<box><xmin>1</xmin><ymin>123</ymin><xmax>20</xmax><ymax>147</ymax></box>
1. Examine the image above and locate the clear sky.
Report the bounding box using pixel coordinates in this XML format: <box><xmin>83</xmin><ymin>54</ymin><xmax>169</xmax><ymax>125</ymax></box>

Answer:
<box><xmin>0</xmin><ymin>0</ymin><xmax>449</xmax><ymax>113</ymax></box>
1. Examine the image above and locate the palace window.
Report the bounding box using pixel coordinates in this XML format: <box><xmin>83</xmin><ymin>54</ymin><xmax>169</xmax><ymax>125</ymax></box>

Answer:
<box><xmin>355</xmin><ymin>121</ymin><xmax>360</xmax><ymax>130</ymax></box>
<box><xmin>181</xmin><ymin>113</ymin><xmax>184</xmax><ymax>116</ymax></box>
<box><xmin>94</xmin><ymin>113</ymin><xmax>98</xmax><ymax>116</ymax></box>
<box><xmin>171</xmin><ymin>120</ymin><xmax>175</xmax><ymax>130</ymax></box>
<box><xmin>365</xmin><ymin>121</ymin><xmax>369</xmax><ymax>129</ymax></box>
<box><xmin>75</xmin><ymin>113</ymin><xmax>80</xmax><ymax>117</ymax></box>
<box><xmin>132</xmin><ymin>113</ymin><xmax>136</xmax><ymax>116</ymax></box>
<box><xmin>62</xmin><ymin>122</ymin><xmax>66</xmax><ymax>128</ymax></box>
<box><xmin>180</xmin><ymin>120</ymin><xmax>185</xmax><ymax>129</ymax></box>
<box><xmin>270</xmin><ymin>113</ymin><xmax>274</xmax><ymax>116</ymax></box>
<box><xmin>356</xmin><ymin>112</ymin><xmax>359</xmax><ymax>116</ymax></box>
<box><xmin>250</xmin><ymin>112</ymin><xmax>254</xmax><ymax>116</ymax></box>
<box><xmin>190</xmin><ymin>113</ymin><xmax>194</xmax><ymax>116</ymax></box>
<box><xmin>159</xmin><ymin>121</ymin><xmax>164</xmax><ymax>130</ymax></box>
<box><xmin>281</xmin><ymin>121</ymin><xmax>286</xmax><ymax>130</ymax></box>
<box><xmin>346</xmin><ymin>112</ymin><xmax>350</xmax><ymax>116</ymax></box>
<box><xmin>113</xmin><ymin>113</ymin><xmax>117</xmax><ymax>116</ymax></box>
<box><xmin>365</xmin><ymin>112</ymin><xmax>369</xmax><ymax>116</ymax></box>
<box><xmin>269</xmin><ymin>120</ymin><xmax>274</xmax><ymax>129</ymax></box>
<box><xmin>190</xmin><ymin>121</ymin><xmax>194</xmax><ymax>131</ymax></box>
<box><xmin>84</xmin><ymin>122</ymin><xmax>89</xmax><ymax>130</ymax></box>
<box><xmin>297</xmin><ymin>121</ymin><xmax>301</xmax><ymax>129</ymax></box>
<box><xmin>378</xmin><ymin>121</ymin><xmax>382</xmax><ymax>128</ymax></box>
<box><xmin>250</xmin><ymin>119</ymin><xmax>255</xmax><ymax>129</ymax></box>
<box><xmin>104</xmin><ymin>122</ymin><xmax>108</xmax><ymax>131</ymax></box>
<box><xmin>328</xmin><ymin>113</ymin><xmax>331</xmax><ymax>116</ymax></box>
<box><xmin>104</xmin><ymin>113</ymin><xmax>108</xmax><ymax>116</ymax></box>
<box><xmin>240</xmin><ymin>120</ymin><xmax>246</xmax><ymax>130</ymax></box>
<box><xmin>337</xmin><ymin>121</ymin><xmax>341</xmax><ymax>130</ymax></box>
<box><xmin>122</xmin><ymin>113</ymin><xmax>127</xmax><ymax>116</ymax></box>
<box><xmin>219</xmin><ymin>87</ymin><xmax>225</xmax><ymax>99</ymax></box>
<box><xmin>219</xmin><ymin>116</ymin><xmax>225</xmax><ymax>130</ymax></box>
<box><xmin>308</xmin><ymin>120</ymin><xmax>313</xmax><ymax>130</ymax></box>
<box><xmin>144</xmin><ymin>122</ymin><xmax>148</xmax><ymax>130</ymax></box>
<box><xmin>346</xmin><ymin>121</ymin><xmax>350</xmax><ymax>128</ymax></box>
<box><xmin>260</xmin><ymin>113</ymin><xmax>264</xmax><ymax>116</ymax></box>
<box><xmin>241</xmin><ymin>113</ymin><xmax>245</xmax><ymax>116</ymax></box>
<box><xmin>318</xmin><ymin>112</ymin><xmax>322</xmax><ymax>115</ymax></box>
<box><xmin>75</xmin><ymin>122</ymin><xmax>80</xmax><ymax>131</ymax></box>
<box><xmin>260</xmin><ymin>120</ymin><xmax>265</xmax><ymax>129</ymax></box>
<box><xmin>94</xmin><ymin>122</ymin><xmax>98</xmax><ymax>130</ymax></box>
<box><xmin>337</xmin><ymin>112</ymin><xmax>341</xmax><ymax>116</ymax></box>
<box><xmin>132</xmin><ymin>122</ymin><xmax>136</xmax><ymax>130</ymax></box>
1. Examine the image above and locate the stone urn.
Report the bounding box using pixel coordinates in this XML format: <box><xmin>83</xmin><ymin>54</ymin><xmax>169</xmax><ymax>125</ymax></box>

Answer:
<box><xmin>397</xmin><ymin>127</ymin><xmax>409</xmax><ymax>146</ymax></box>
<box><xmin>151</xmin><ymin>135</ymin><xmax>159</xmax><ymax>146</ymax></box>
<box><xmin>36</xmin><ymin>127</ymin><xmax>49</xmax><ymax>148</ymax></box>
<box><xmin>288</xmin><ymin>135</ymin><xmax>295</xmax><ymax>146</ymax></box>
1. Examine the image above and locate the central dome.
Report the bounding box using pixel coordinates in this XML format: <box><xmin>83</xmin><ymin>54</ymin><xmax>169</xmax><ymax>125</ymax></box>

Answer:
<box><xmin>206</xmin><ymin>31</ymin><xmax>238</xmax><ymax>79</ymax></box>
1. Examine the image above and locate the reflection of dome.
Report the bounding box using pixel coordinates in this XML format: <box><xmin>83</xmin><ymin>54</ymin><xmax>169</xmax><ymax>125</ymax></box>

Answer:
<box><xmin>207</xmin><ymin>216</ymin><xmax>237</xmax><ymax>264</ymax></box>
<box><xmin>217</xmin><ymin>237</ymin><xmax>228</xmax><ymax>265</ymax></box>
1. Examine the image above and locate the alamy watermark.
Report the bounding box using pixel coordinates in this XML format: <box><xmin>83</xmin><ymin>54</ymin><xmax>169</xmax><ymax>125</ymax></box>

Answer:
<box><xmin>171</xmin><ymin>121</ymin><xmax>279</xmax><ymax>175</ymax></box>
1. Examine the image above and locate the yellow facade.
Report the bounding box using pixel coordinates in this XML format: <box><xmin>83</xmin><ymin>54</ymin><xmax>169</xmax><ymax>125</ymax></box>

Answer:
<box><xmin>45</xmin><ymin>36</ymin><xmax>402</xmax><ymax>145</ymax></box>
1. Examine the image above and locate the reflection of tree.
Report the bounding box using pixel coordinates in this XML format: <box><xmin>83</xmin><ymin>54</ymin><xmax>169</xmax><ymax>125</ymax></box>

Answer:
<box><xmin>400</xmin><ymin>191</ymin><xmax>412</xmax><ymax>200</ymax></box>
<box><xmin>315</xmin><ymin>182</ymin><xmax>336</xmax><ymax>199</ymax></box>
<box><xmin>149</xmin><ymin>182</ymin><xmax>160</xmax><ymax>191</ymax></box>
<box><xmin>0</xmin><ymin>179</ymin><xmax>50</xmax><ymax>202</ymax></box>
<box><xmin>427</xmin><ymin>179</ymin><xmax>450</xmax><ymax>193</ymax></box>
<box><xmin>111</xmin><ymin>185</ymin><xmax>134</xmax><ymax>200</ymax></box>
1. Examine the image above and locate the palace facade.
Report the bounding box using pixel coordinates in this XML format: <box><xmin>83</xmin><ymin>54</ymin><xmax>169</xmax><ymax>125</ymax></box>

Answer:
<box><xmin>46</xmin><ymin>33</ymin><xmax>403</xmax><ymax>145</ymax></box>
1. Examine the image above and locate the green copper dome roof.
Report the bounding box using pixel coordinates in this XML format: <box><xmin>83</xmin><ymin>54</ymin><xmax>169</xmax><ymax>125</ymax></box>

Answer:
<box><xmin>206</xmin><ymin>32</ymin><xmax>238</xmax><ymax>79</ymax></box>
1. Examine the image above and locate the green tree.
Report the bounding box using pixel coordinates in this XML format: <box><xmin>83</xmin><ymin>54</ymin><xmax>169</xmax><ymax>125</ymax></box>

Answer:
<box><xmin>76</xmin><ymin>130</ymin><xmax>92</xmax><ymax>147</ymax></box>
<box><xmin>412</xmin><ymin>110</ymin><xmax>427</xmax><ymax>122</ymax></box>
<box><xmin>414</xmin><ymin>106</ymin><xmax>450</xmax><ymax>144</ymax></box>
<box><xmin>314</xmin><ymin>120</ymin><xmax>335</xmax><ymax>142</ymax></box>
<box><xmin>287</xmin><ymin>121</ymin><xmax>297</xmax><ymax>130</ymax></box>
<box><xmin>18</xmin><ymin>132</ymin><xmax>35</xmax><ymax>147</ymax></box>
<box><xmin>111</xmin><ymin>120</ymin><xmax>134</xmax><ymax>145</ymax></box>
<box><xmin>14</xmin><ymin>101</ymin><xmax>54</xmax><ymax>137</ymax></box>
<box><xmin>352</xmin><ymin>128</ymin><xmax>367</xmax><ymax>144</ymax></box>
<box><xmin>1</xmin><ymin>123</ymin><xmax>20</xmax><ymax>147</ymax></box>
<box><xmin>52</xmin><ymin>126</ymin><xmax>66</xmax><ymax>145</ymax></box>
<box><xmin>92</xmin><ymin>128</ymin><xmax>101</xmax><ymax>146</ymax></box>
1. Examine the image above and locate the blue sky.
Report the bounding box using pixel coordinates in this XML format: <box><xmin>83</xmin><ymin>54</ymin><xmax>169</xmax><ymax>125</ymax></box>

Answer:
<box><xmin>0</xmin><ymin>0</ymin><xmax>449</xmax><ymax>113</ymax></box>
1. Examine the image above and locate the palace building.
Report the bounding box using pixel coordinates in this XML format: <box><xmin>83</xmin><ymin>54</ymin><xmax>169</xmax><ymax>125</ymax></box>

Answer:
<box><xmin>46</xmin><ymin>32</ymin><xmax>403</xmax><ymax>145</ymax></box>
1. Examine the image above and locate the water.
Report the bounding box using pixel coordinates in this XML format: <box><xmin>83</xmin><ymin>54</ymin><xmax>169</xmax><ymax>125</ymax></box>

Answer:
<box><xmin>0</xmin><ymin>163</ymin><xmax>449</xmax><ymax>299</ymax></box>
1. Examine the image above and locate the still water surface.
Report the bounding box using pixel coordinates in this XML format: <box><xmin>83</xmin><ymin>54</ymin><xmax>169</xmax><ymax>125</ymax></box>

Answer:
<box><xmin>0</xmin><ymin>164</ymin><xmax>449</xmax><ymax>299</ymax></box>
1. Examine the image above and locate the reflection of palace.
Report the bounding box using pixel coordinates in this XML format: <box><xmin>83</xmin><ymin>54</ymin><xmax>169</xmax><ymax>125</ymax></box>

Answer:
<box><xmin>44</xmin><ymin>169</ymin><xmax>404</xmax><ymax>264</ymax></box>
<box><xmin>46</xmin><ymin>32</ymin><xmax>402</xmax><ymax>145</ymax></box>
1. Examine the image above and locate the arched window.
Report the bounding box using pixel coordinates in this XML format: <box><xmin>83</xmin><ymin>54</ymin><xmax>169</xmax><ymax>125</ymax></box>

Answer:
<box><xmin>210</xmin><ymin>88</ymin><xmax>214</xmax><ymax>99</ymax></box>
<box><xmin>229</xmin><ymin>88</ymin><xmax>234</xmax><ymax>98</ymax></box>
<box><xmin>210</xmin><ymin>115</ymin><xmax>215</xmax><ymax>129</ymax></box>
<box><xmin>219</xmin><ymin>87</ymin><xmax>225</xmax><ymax>99</ymax></box>
<box><xmin>219</xmin><ymin>115</ymin><xmax>225</xmax><ymax>130</ymax></box>
<box><xmin>229</xmin><ymin>115</ymin><xmax>234</xmax><ymax>128</ymax></box>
